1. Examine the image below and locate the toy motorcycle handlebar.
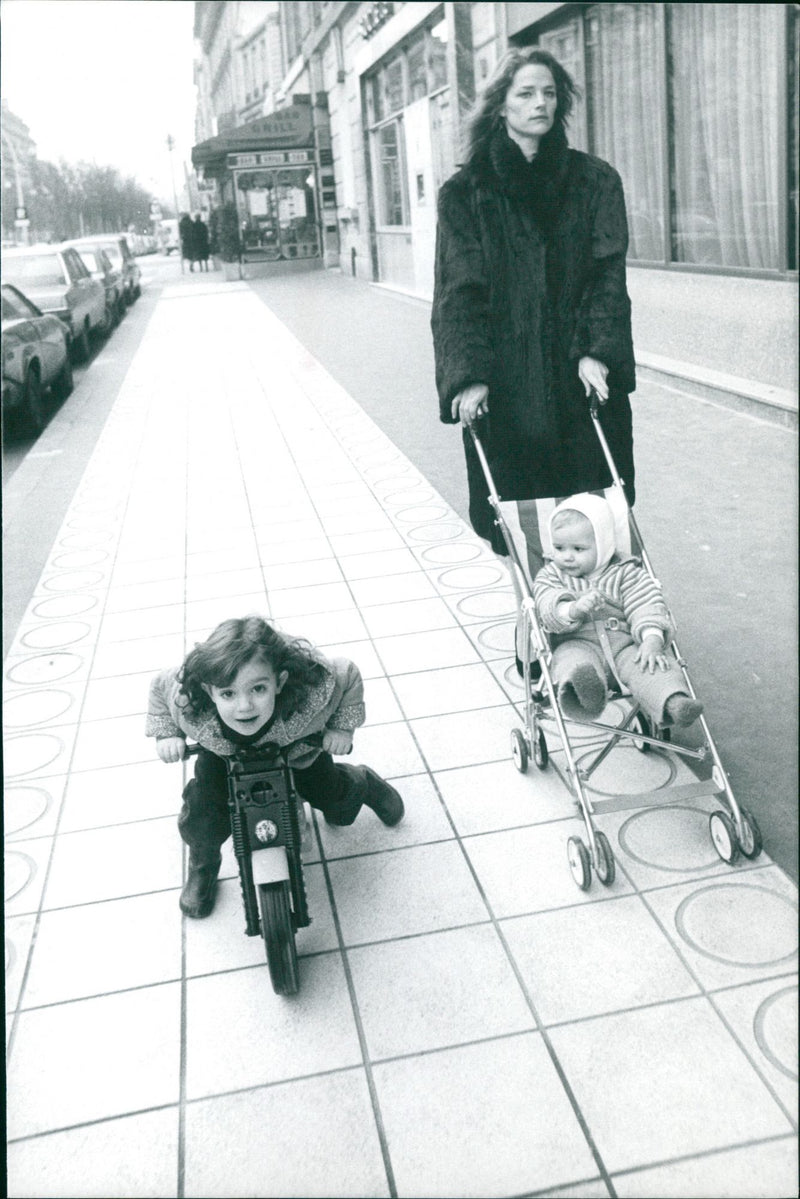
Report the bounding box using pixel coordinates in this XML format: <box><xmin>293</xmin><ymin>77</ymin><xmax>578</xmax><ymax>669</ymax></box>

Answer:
<box><xmin>182</xmin><ymin>730</ymin><xmax>329</xmax><ymax>764</ymax></box>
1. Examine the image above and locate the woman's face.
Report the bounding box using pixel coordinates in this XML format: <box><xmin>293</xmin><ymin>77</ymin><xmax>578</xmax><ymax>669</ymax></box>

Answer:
<box><xmin>502</xmin><ymin>63</ymin><xmax>557</xmax><ymax>147</ymax></box>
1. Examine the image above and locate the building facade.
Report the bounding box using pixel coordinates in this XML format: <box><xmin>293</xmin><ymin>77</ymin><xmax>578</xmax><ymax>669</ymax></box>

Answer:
<box><xmin>1</xmin><ymin>101</ymin><xmax>37</xmax><ymax>245</ymax></box>
<box><xmin>200</xmin><ymin>2</ymin><xmax>796</xmax><ymax>402</ymax></box>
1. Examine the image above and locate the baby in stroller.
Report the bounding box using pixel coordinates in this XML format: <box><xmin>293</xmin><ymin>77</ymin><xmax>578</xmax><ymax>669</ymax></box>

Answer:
<box><xmin>533</xmin><ymin>493</ymin><xmax>704</xmax><ymax>729</ymax></box>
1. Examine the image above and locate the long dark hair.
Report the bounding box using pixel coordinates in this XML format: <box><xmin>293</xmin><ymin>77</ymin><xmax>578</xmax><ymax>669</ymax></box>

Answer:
<box><xmin>465</xmin><ymin>46</ymin><xmax>580</xmax><ymax>162</ymax></box>
<box><xmin>178</xmin><ymin>615</ymin><xmax>326</xmax><ymax>721</ymax></box>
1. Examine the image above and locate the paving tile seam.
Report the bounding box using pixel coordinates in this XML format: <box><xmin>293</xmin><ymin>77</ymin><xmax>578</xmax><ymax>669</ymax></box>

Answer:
<box><xmin>313</xmin><ymin>815</ymin><xmax>399</xmax><ymax>1197</ymax></box>
<box><xmin>5</xmin><ymin>1099</ymin><xmax>182</xmax><ymax>1147</ymax></box>
<box><xmin>606</xmin><ymin>1130</ymin><xmax>800</xmax><ymax>1184</ymax></box>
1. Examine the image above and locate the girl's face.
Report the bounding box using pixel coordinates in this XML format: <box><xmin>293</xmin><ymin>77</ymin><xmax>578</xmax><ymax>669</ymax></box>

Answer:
<box><xmin>502</xmin><ymin>64</ymin><xmax>557</xmax><ymax>147</ymax></box>
<box><xmin>551</xmin><ymin>514</ymin><xmax>598</xmax><ymax>577</ymax></box>
<box><xmin>204</xmin><ymin>657</ymin><xmax>288</xmax><ymax>736</ymax></box>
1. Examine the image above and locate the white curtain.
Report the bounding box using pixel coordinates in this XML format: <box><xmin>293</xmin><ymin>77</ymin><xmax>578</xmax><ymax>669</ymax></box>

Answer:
<box><xmin>669</xmin><ymin>3</ymin><xmax>781</xmax><ymax>269</ymax></box>
<box><xmin>585</xmin><ymin>3</ymin><xmax>665</xmax><ymax>262</ymax></box>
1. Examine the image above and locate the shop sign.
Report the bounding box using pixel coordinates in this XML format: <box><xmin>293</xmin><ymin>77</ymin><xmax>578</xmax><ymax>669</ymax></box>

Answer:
<box><xmin>227</xmin><ymin>105</ymin><xmax>313</xmax><ymax>147</ymax></box>
<box><xmin>359</xmin><ymin>1</ymin><xmax>394</xmax><ymax>39</ymax></box>
<box><xmin>228</xmin><ymin>150</ymin><xmax>312</xmax><ymax>169</ymax></box>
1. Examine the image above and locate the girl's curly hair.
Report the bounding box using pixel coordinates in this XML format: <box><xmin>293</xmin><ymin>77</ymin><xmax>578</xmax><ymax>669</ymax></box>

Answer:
<box><xmin>177</xmin><ymin>616</ymin><xmax>327</xmax><ymax>722</ymax></box>
<box><xmin>464</xmin><ymin>46</ymin><xmax>580</xmax><ymax>163</ymax></box>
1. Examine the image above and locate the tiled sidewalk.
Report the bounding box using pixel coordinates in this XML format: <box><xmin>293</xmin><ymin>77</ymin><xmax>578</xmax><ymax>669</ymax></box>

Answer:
<box><xmin>5</xmin><ymin>274</ymin><xmax>798</xmax><ymax>1198</ymax></box>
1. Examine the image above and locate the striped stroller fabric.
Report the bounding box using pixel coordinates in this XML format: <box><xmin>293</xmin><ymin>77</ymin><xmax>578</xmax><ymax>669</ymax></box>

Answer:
<box><xmin>499</xmin><ymin>487</ymin><xmax>641</xmax><ymax>587</ymax></box>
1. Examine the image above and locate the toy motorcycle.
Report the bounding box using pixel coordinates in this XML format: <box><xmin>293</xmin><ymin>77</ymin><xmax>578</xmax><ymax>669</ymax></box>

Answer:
<box><xmin>184</xmin><ymin>739</ymin><xmax>314</xmax><ymax>995</ymax></box>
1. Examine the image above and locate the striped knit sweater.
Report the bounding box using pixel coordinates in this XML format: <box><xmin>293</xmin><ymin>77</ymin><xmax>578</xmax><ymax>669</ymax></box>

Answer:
<box><xmin>533</xmin><ymin>557</ymin><xmax>671</xmax><ymax>644</ymax></box>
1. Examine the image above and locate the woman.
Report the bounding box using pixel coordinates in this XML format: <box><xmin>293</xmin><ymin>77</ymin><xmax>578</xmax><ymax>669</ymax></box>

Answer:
<box><xmin>431</xmin><ymin>47</ymin><xmax>636</xmax><ymax>556</ymax></box>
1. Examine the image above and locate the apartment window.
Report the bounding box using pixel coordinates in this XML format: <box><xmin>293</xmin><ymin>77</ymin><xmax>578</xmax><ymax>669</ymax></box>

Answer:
<box><xmin>532</xmin><ymin>2</ymin><xmax>796</xmax><ymax>273</ymax></box>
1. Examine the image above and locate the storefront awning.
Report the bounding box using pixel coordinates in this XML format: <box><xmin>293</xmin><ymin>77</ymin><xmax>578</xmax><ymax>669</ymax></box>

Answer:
<box><xmin>192</xmin><ymin>103</ymin><xmax>314</xmax><ymax>178</ymax></box>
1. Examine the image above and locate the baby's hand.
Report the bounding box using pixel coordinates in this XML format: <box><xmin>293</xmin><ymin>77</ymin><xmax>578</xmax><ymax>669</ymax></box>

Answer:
<box><xmin>156</xmin><ymin>736</ymin><xmax>186</xmax><ymax>763</ymax></box>
<box><xmin>571</xmin><ymin>590</ymin><xmax>604</xmax><ymax>619</ymax></box>
<box><xmin>323</xmin><ymin>729</ymin><xmax>353</xmax><ymax>755</ymax></box>
<box><xmin>635</xmin><ymin>636</ymin><xmax>669</xmax><ymax>674</ymax></box>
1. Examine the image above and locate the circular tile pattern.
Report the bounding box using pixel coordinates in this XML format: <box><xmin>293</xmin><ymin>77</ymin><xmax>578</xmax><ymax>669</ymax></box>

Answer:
<box><xmin>504</xmin><ymin>663</ymin><xmax>525</xmax><ymax>690</ymax></box>
<box><xmin>20</xmin><ymin>621</ymin><xmax>92</xmax><ymax>650</ymax></box>
<box><xmin>675</xmin><ymin>884</ymin><xmax>798</xmax><ymax>967</ymax></box>
<box><xmin>4</xmin><ymin>733</ymin><xmax>65</xmax><ymax>777</ymax></box>
<box><xmin>394</xmin><ymin>503</ymin><xmax>450</xmax><ymax>524</ymax></box>
<box><xmin>579</xmin><ymin>745</ymin><xmax>676</xmax><ymax>796</ymax></box>
<box><xmin>5</xmin><ymin>851</ymin><xmax>35</xmax><ymax>902</ymax></box>
<box><xmin>456</xmin><ymin>590</ymin><xmax>516</xmax><ymax>619</ymax></box>
<box><xmin>4</xmin><ymin>786</ymin><xmax>51</xmax><ymax>835</ymax></box>
<box><xmin>50</xmin><ymin>550</ymin><xmax>109</xmax><ymax>569</ymax></box>
<box><xmin>382</xmin><ymin>486</ymin><xmax>437</xmax><ymax>506</ymax></box>
<box><xmin>754</xmin><ymin>985</ymin><xmax>798</xmax><ymax>1080</ymax></box>
<box><xmin>370</xmin><ymin>473</ymin><xmax>420</xmax><ymax>496</ymax></box>
<box><xmin>6</xmin><ymin>653</ymin><xmax>84</xmax><ymax>684</ymax></box>
<box><xmin>436</xmin><ymin>564</ymin><xmax>506</xmax><ymax>591</ymax></box>
<box><xmin>32</xmin><ymin>594</ymin><xmax>98</xmax><ymax>619</ymax></box>
<box><xmin>421</xmin><ymin>542</ymin><xmax>484</xmax><ymax>565</ymax></box>
<box><xmin>618</xmin><ymin>805</ymin><xmax>723</xmax><ymax>872</ymax></box>
<box><xmin>59</xmin><ymin>531</ymin><xmax>113</xmax><ymax>550</ymax></box>
<box><xmin>476</xmin><ymin>621</ymin><xmax>515</xmax><ymax>652</ymax></box>
<box><xmin>406</xmin><ymin>522</ymin><xmax>465</xmax><ymax>543</ymax></box>
<box><xmin>41</xmin><ymin>569</ymin><xmax>105</xmax><ymax>592</ymax></box>
<box><xmin>3</xmin><ymin>688</ymin><xmax>74</xmax><ymax>727</ymax></box>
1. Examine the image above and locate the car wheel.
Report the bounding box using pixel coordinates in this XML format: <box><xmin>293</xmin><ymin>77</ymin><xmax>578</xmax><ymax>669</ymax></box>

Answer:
<box><xmin>71</xmin><ymin>322</ymin><xmax>90</xmax><ymax>363</ymax></box>
<box><xmin>52</xmin><ymin>350</ymin><xmax>74</xmax><ymax>401</ymax></box>
<box><xmin>23</xmin><ymin>366</ymin><xmax>46</xmax><ymax>435</ymax></box>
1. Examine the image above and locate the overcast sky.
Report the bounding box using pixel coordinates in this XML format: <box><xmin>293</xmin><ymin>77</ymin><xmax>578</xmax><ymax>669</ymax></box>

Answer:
<box><xmin>1</xmin><ymin>0</ymin><xmax>197</xmax><ymax>203</ymax></box>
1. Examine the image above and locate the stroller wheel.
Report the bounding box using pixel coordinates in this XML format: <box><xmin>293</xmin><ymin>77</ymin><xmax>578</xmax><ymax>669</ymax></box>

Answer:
<box><xmin>631</xmin><ymin>712</ymin><xmax>651</xmax><ymax>753</ymax></box>
<box><xmin>567</xmin><ymin>835</ymin><xmax>592</xmax><ymax>890</ymax></box>
<box><xmin>736</xmin><ymin>806</ymin><xmax>763</xmax><ymax>860</ymax></box>
<box><xmin>709</xmin><ymin>810</ymin><xmax>740</xmax><ymax>865</ymax></box>
<box><xmin>594</xmin><ymin>831</ymin><xmax>616</xmax><ymax>886</ymax></box>
<box><xmin>533</xmin><ymin>728</ymin><xmax>549</xmax><ymax>770</ymax></box>
<box><xmin>510</xmin><ymin>728</ymin><xmax>529</xmax><ymax>773</ymax></box>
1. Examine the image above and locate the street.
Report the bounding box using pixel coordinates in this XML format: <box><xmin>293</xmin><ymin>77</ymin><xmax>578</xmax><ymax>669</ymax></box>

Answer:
<box><xmin>4</xmin><ymin>256</ymin><xmax>798</xmax><ymax>1198</ymax></box>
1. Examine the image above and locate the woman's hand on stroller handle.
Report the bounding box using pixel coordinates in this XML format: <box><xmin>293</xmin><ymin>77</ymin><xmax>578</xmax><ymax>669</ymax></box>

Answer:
<box><xmin>578</xmin><ymin>357</ymin><xmax>609</xmax><ymax>402</ymax></box>
<box><xmin>452</xmin><ymin>383</ymin><xmax>489</xmax><ymax>427</ymax></box>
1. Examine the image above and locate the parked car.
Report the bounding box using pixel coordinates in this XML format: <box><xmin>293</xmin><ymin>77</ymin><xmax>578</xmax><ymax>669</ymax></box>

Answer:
<box><xmin>0</xmin><ymin>244</ymin><xmax>106</xmax><ymax>363</ymax></box>
<box><xmin>67</xmin><ymin>243</ymin><xmax>124</xmax><ymax>331</ymax></box>
<box><xmin>68</xmin><ymin>234</ymin><xmax>142</xmax><ymax>305</ymax></box>
<box><xmin>2</xmin><ymin>282</ymin><xmax>74</xmax><ymax>433</ymax></box>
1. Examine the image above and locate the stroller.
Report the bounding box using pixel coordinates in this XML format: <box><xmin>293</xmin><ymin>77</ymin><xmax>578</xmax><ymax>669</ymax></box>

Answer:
<box><xmin>470</xmin><ymin>391</ymin><xmax>762</xmax><ymax>891</ymax></box>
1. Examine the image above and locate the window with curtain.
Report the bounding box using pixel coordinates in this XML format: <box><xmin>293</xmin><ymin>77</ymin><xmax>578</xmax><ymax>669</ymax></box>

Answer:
<box><xmin>585</xmin><ymin>3</ymin><xmax>665</xmax><ymax>261</ymax></box>
<box><xmin>668</xmin><ymin>3</ymin><xmax>782</xmax><ymax>269</ymax></box>
<box><xmin>531</xmin><ymin>2</ymin><xmax>792</xmax><ymax>273</ymax></box>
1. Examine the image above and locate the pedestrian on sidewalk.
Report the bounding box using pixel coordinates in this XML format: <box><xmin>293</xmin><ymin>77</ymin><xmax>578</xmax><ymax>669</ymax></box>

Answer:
<box><xmin>431</xmin><ymin>46</ymin><xmax>637</xmax><ymax>566</ymax></box>
<box><xmin>145</xmin><ymin>615</ymin><xmax>405</xmax><ymax>918</ymax></box>
<box><xmin>179</xmin><ymin>212</ymin><xmax>196</xmax><ymax>271</ymax></box>
<box><xmin>533</xmin><ymin>493</ymin><xmax>703</xmax><ymax>726</ymax></box>
<box><xmin>192</xmin><ymin>213</ymin><xmax>210</xmax><ymax>272</ymax></box>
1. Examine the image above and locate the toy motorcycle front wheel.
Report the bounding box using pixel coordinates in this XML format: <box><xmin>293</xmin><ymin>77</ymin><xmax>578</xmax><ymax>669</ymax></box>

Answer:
<box><xmin>258</xmin><ymin>880</ymin><xmax>299</xmax><ymax>995</ymax></box>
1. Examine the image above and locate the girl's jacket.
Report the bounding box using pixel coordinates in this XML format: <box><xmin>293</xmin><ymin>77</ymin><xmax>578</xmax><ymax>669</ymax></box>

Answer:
<box><xmin>533</xmin><ymin>556</ymin><xmax>672</xmax><ymax>649</ymax></box>
<box><xmin>145</xmin><ymin>652</ymin><xmax>365</xmax><ymax>768</ymax></box>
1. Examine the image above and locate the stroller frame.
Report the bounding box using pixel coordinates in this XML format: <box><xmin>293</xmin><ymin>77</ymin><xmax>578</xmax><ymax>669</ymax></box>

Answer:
<box><xmin>470</xmin><ymin>392</ymin><xmax>763</xmax><ymax>890</ymax></box>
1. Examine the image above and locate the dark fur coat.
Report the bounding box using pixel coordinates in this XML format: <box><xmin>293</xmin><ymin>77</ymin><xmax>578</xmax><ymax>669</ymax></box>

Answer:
<box><xmin>431</xmin><ymin>126</ymin><xmax>636</xmax><ymax>548</ymax></box>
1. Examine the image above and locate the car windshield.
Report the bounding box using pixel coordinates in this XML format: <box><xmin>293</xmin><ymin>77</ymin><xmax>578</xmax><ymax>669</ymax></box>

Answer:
<box><xmin>2</xmin><ymin>254</ymin><xmax>65</xmax><ymax>287</ymax></box>
<box><xmin>2</xmin><ymin>288</ymin><xmax>37</xmax><ymax>321</ymax></box>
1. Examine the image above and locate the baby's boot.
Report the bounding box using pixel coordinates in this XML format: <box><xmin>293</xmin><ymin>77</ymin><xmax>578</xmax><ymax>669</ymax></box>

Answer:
<box><xmin>180</xmin><ymin>850</ymin><xmax>222</xmax><ymax>918</ymax></box>
<box><xmin>664</xmin><ymin>693</ymin><xmax>704</xmax><ymax>727</ymax></box>
<box><xmin>558</xmin><ymin>663</ymin><xmax>607</xmax><ymax>721</ymax></box>
<box><xmin>360</xmin><ymin>766</ymin><xmax>405</xmax><ymax>826</ymax></box>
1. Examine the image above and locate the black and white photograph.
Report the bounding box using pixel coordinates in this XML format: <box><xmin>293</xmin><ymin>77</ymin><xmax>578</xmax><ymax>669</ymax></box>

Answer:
<box><xmin>3</xmin><ymin>2</ymin><xmax>797</xmax><ymax>1196</ymax></box>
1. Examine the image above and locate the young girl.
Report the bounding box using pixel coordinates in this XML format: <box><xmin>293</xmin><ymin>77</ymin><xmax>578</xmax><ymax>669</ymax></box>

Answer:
<box><xmin>146</xmin><ymin>615</ymin><xmax>404</xmax><ymax>918</ymax></box>
<box><xmin>533</xmin><ymin>493</ymin><xmax>704</xmax><ymax>727</ymax></box>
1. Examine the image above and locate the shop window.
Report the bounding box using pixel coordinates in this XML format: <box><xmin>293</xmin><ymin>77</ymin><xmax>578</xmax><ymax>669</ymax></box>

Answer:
<box><xmin>407</xmin><ymin>33</ymin><xmax>428</xmax><ymax>102</ymax></box>
<box><xmin>382</xmin><ymin>58</ymin><xmax>405</xmax><ymax>118</ymax></box>
<box><xmin>376</xmin><ymin>120</ymin><xmax>408</xmax><ymax>225</ymax></box>
<box><xmin>531</xmin><ymin>2</ymin><xmax>794</xmax><ymax>274</ymax></box>
<box><xmin>428</xmin><ymin>19</ymin><xmax>448</xmax><ymax>91</ymax></box>
<box><xmin>585</xmin><ymin>3</ymin><xmax>665</xmax><ymax>261</ymax></box>
<box><xmin>668</xmin><ymin>3</ymin><xmax>781</xmax><ymax>270</ymax></box>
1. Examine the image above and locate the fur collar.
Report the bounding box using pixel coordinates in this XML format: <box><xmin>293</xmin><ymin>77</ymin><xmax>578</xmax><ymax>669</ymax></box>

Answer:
<box><xmin>474</xmin><ymin>125</ymin><xmax>571</xmax><ymax>230</ymax></box>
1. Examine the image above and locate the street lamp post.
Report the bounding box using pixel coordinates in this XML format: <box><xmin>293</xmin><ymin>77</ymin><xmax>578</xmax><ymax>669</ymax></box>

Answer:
<box><xmin>166</xmin><ymin>134</ymin><xmax>183</xmax><ymax>273</ymax></box>
<box><xmin>1</xmin><ymin>127</ymin><xmax>30</xmax><ymax>245</ymax></box>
